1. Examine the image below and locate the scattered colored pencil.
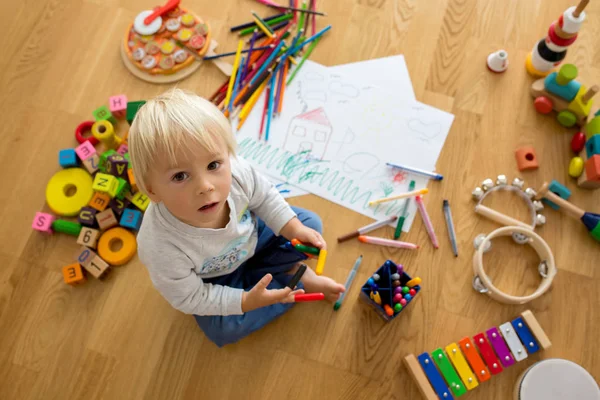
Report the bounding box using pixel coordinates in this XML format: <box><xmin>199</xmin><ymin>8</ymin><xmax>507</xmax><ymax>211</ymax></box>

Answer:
<box><xmin>224</xmin><ymin>40</ymin><xmax>244</xmax><ymax>110</ymax></box>
<box><xmin>273</xmin><ymin>58</ymin><xmax>285</xmax><ymax>114</ymax></box>
<box><xmin>443</xmin><ymin>200</ymin><xmax>458</xmax><ymax>257</ymax></box>
<box><xmin>394</xmin><ymin>180</ymin><xmax>415</xmax><ymax>239</ymax></box>
<box><xmin>337</xmin><ymin>215</ymin><xmax>398</xmax><ymax>243</ymax></box>
<box><xmin>237</xmin><ymin>80</ymin><xmax>268</xmax><ymax>130</ymax></box>
<box><xmin>358</xmin><ymin>236</ymin><xmax>419</xmax><ymax>250</ymax></box>
<box><xmin>252</xmin><ymin>11</ymin><xmax>276</xmax><ymax>38</ymax></box>
<box><xmin>242</xmin><ymin>31</ymin><xmax>258</xmax><ymax>81</ymax></box>
<box><xmin>203</xmin><ymin>45</ymin><xmax>273</xmax><ymax>61</ymax></box>
<box><xmin>278</xmin><ymin>59</ymin><xmax>289</xmax><ymax>113</ymax></box>
<box><xmin>369</xmin><ymin>188</ymin><xmax>428</xmax><ymax>206</ymax></box>
<box><xmin>311</xmin><ymin>0</ymin><xmax>317</xmax><ymax>35</ymax></box>
<box><xmin>253</xmin><ymin>20</ymin><xmax>290</xmax><ymax>41</ymax></box>
<box><xmin>415</xmin><ymin>195</ymin><xmax>439</xmax><ymax>249</ymax></box>
<box><xmin>333</xmin><ymin>255</ymin><xmax>362</xmax><ymax>311</ymax></box>
<box><xmin>238</xmin><ymin>13</ymin><xmax>293</xmax><ymax>36</ymax></box>
<box><xmin>263</xmin><ymin>1</ymin><xmax>326</xmax><ymax>16</ymax></box>
<box><xmin>259</xmin><ymin>86</ymin><xmax>270</xmax><ymax>140</ymax></box>
<box><xmin>250</xmin><ymin>41</ymin><xmax>286</xmax><ymax>86</ymax></box>
<box><xmin>297</xmin><ymin>1</ymin><xmax>307</xmax><ymax>34</ymax></box>
<box><xmin>290</xmin><ymin>24</ymin><xmax>331</xmax><ymax>53</ymax></box>
<box><xmin>287</xmin><ymin>36</ymin><xmax>320</xmax><ymax>84</ymax></box>
<box><xmin>229</xmin><ymin>56</ymin><xmax>245</xmax><ymax>114</ymax></box>
<box><xmin>230</xmin><ymin>12</ymin><xmax>287</xmax><ymax>32</ymax></box>
<box><xmin>265</xmin><ymin>70</ymin><xmax>277</xmax><ymax>141</ymax></box>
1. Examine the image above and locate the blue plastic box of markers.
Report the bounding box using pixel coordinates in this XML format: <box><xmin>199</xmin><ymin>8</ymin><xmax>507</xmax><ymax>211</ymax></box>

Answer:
<box><xmin>359</xmin><ymin>260</ymin><xmax>421</xmax><ymax>322</ymax></box>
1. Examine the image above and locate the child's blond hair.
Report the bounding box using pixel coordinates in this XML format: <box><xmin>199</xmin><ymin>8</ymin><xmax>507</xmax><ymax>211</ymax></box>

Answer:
<box><xmin>128</xmin><ymin>88</ymin><xmax>236</xmax><ymax>195</ymax></box>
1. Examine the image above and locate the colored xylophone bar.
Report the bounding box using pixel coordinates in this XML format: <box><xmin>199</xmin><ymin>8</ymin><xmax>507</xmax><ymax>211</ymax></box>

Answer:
<box><xmin>403</xmin><ymin>310</ymin><xmax>551</xmax><ymax>400</ymax></box>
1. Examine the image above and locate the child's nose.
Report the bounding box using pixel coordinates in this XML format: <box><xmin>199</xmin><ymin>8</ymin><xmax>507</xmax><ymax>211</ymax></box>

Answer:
<box><xmin>196</xmin><ymin>178</ymin><xmax>214</xmax><ymax>195</ymax></box>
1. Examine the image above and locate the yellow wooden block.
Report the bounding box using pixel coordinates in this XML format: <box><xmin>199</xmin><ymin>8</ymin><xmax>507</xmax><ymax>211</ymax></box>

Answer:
<box><xmin>445</xmin><ymin>343</ymin><xmax>479</xmax><ymax>390</ymax></box>
<box><xmin>89</xmin><ymin>191</ymin><xmax>111</xmax><ymax>212</ymax></box>
<box><xmin>45</xmin><ymin>168</ymin><xmax>94</xmax><ymax>216</ymax></box>
<box><xmin>62</xmin><ymin>263</ymin><xmax>86</xmax><ymax>286</ymax></box>
<box><xmin>131</xmin><ymin>192</ymin><xmax>150</xmax><ymax>211</ymax></box>
<box><xmin>92</xmin><ymin>173</ymin><xmax>119</xmax><ymax>198</ymax></box>
<box><xmin>567</xmin><ymin>85</ymin><xmax>593</xmax><ymax>119</ymax></box>
<box><xmin>77</xmin><ymin>227</ymin><xmax>100</xmax><ymax>249</ymax></box>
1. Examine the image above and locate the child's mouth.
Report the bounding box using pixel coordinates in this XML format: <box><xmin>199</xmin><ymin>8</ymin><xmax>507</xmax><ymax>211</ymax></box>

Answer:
<box><xmin>198</xmin><ymin>202</ymin><xmax>218</xmax><ymax>212</ymax></box>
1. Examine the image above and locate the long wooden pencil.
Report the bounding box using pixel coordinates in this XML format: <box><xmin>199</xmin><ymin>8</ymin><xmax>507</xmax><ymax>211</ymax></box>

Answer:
<box><xmin>224</xmin><ymin>40</ymin><xmax>245</xmax><ymax>110</ymax></box>
<box><xmin>230</xmin><ymin>13</ymin><xmax>286</xmax><ymax>32</ymax></box>
<box><xmin>265</xmin><ymin>72</ymin><xmax>277</xmax><ymax>141</ymax></box>
<box><xmin>229</xmin><ymin>56</ymin><xmax>245</xmax><ymax>114</ymax></box>
<box><xmin>278</xmin><ymin>59</ymin><xmax>289</xmax><ymax>114</ymax></box>
<box><xmin>209</xmin><ymin>80</ymin><xmax>229</xmax><ymax>102</ymax></box>
<box><xmin>259</xmin><ymin>87</ymin><xmax>270</xmax><ymax>140</ymax></box>
<box><xmin>303</xmin><ymin>0</ymin><xmax>312</xmax><ymax>33</ymax></box>
<box><xmin>273</xmin><ymin>60</ymin><xmax>285</xmax><ymax>116</ymax></box>
<box><xmin>287</xmin><ymin>36</ymin><xmax>320</xmax><ymax>84</ymax></box>
<box><xmin>252</xmin><ymin>12</ymin><xmax>276</xmax><ymax>38</ymax></box>
<box><xmin>253</xmin><ymin>21</ymin><xmax>290</xmax><ymax>41</ymax></box>
<box><xmin>311</xmin><ymin>0</ymin><xmax>317</xmax><ymax>35</ymax></box>
<box><xmin>290</xmin><ymin>24</ymin><xmax>331</xmax><ymax>53</ymax></box>
<box><xmin>297</xmin><ymin>1</ymin><xmax>307</xmax><ymax>34</ymax></box>
<box><xmin>292</xmin><ymin>0</ymin><xmax>298</xmax><ymax>23</ymax></box>
<box><xmin>237</xmin><ymin>80</ymin><xmax>268</xmax><ymax>130</ymax></box>
<box><xmin>266</xmin><ymin>2</ymin><xmax>326</xmax><ymax>16</ymax></box>
<box><xmin>235</xmin><ymin>56</ymin><xmax>278</xmax><ymax>107</ymax></box>
<box><xmin>237</xmin><ymin>13</ymin><xmax>292</xmax><ymax>36</ymax></box>
<box><xmin>242</xmin><ymin>31</ymin><xmax>257</xmax><ymax>82</ymax></box>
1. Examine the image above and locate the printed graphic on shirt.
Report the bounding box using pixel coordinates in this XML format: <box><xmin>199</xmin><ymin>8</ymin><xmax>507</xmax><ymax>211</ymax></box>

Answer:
<box><xmin>201</xmin><ymin>210</ymin><xmax>256</xmax><ymax>274</ymax></box>
<box><xmin>237</xmin><ymin>204</ymin><xmax>249</xmax><ymax>222</ymax></box>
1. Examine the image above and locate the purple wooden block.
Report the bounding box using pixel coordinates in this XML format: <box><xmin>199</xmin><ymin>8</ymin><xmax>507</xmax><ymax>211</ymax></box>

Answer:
<box><xmin>78</xmin><ymin>207</ymin><xmax>97</xmax><ymax>227</ymax></box>
<box><xmin>110</xmin><ymin>197</ymin><xmax>130</xmax><ymax>217</ymax></box>
<box><xmin>106</xmin><ymin>154</ymin><xmax>129</xmax><ymax>178</ymax></box>
<box><xmin>486</xmin><ymin>327</ymin><xmax>515</xmax><ymax>367</ymax></box>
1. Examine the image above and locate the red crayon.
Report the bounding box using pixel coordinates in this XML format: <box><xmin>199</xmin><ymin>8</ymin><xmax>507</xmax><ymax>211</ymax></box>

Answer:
<box><xmin>295</xmin><ymin>293</ymin><xmax>325</xmax><ymax>302</ymax></box>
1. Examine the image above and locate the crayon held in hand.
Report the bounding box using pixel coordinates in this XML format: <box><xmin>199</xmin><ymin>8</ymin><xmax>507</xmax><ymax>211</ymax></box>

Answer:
<box><xmin>358</xmin><ymin>235</ymin><xmax>419</xmax><ymax>250</ymax></box>
<box><xmin>294</xmin><ymin>243</ymin><xmax>320</xmax><ymax>255</ymax></box>
<box><xmin>295</xmin><ymin>293</ymin><xmax>325</xmax><ymax>302</ymax></box>
<box><xmin>287</xmin><ymin>264</ymin><xmax>307</xmax><ymax>289</ymax></box>
<box><xmin>369</xmin><ymin>188</ymin><xmax>429</xmax><ymax>206</ymax></box>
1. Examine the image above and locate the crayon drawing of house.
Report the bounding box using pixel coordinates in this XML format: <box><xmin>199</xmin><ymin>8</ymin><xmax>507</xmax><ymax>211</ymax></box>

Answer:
<box><xmin>283</xmin><ymin>108</ymin><xmax>332</xmax><ymax>160</ymax></box>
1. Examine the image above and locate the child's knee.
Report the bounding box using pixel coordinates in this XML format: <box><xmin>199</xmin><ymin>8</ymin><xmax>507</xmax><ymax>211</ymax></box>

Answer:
<box><xmin>194</xmin><ymin>316</ymin><xmax>243</xmax><ymax>347</ymax></box>
<box><xmin>296</xmin><ymin>209</ymin><xmax>322</xmax><ymax>234</ymax></box>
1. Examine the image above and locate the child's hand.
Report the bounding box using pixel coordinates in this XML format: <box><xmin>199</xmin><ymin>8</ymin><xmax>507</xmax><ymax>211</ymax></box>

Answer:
<box><xmin>241</xmin><ymin>274</ymin><xmax>305</xmax><ymax>313</ymax></box>
<box><xmin>281</xmin><ymin>218</ymin><xmax>327</xmax><ymax>250</ymax></box>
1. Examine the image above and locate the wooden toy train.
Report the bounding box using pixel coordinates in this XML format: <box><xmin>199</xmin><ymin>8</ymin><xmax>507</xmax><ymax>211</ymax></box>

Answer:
<box><xmin>530</xmin><ymin>63</ymin><xmax>600</xmax><ymax>190</ymax></box>
<box><xmin>404</xmin><ymin>310</ymin><xmax>551</xmax><ymax>400</ymax></box>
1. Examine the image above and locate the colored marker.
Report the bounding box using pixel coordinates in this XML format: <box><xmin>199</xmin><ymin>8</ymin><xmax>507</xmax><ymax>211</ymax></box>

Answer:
<box><xmin>358</xmin><ymin>235</ymin><xmax>419</xmax><ymax>250</ymax></box>
<box><xmin>295</xmin><ymin>293</ymin><xmax>325</xmax><ymax>302</ymax></box>
<box><xmin>334</xmin><ymin>255</ymin><xmax>362</xmax><ymax>311</ymax></box>
<box><xmin>369</xmin><ymin>188</ymin><xmax>428</xmax><ymax>206</ymax></box>
<box><xmin>415</xmin><ymin>195</ymin><xmax>439</xmax><ymax>249</ymax></box>
<box><xmin>386</xmin><ymin>162</ymin><xmax>443</xmax><ymax>181</ymax></box>
<box><xmin>287</xmin><ymin>263</ymin><xmax>307</xmax><ymax>289</ymax></box>
<box><xmin>337</xmin><ymin>215</ymin><xmax>398</xmax><ymax>243</ymax></box>
<box><xmin>443</xmin><ymin>200</ymin><xmax>458</xmax><ymax>257</ymax></box>
<box><xmin>395</xmin><ymin>180</ymin><xmax>415</xmax><ymax>239</ymax></box>
<box><xmin>315</xmin><ymin>249</ymin><xmax>327</xmax><ymax>275</ymax></box>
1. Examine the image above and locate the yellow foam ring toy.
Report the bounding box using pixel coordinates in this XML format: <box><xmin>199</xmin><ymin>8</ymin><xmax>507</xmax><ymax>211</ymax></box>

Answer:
<box><xmin>92</xmin><ymin>120</ymin><xmax>121</xmax><ymax>149</ymax></box>
<box><xmin>97</xmin><ymin>227</ymin><xmax>137</xmax><ymax>266</ymax></box>
<box><xmin>46</xmin><ymin>168</ymin><xmax>94</xmax><ymax>216</ymax></box>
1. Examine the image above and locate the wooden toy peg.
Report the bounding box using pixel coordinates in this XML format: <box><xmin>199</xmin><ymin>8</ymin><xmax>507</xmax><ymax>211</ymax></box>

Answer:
<box><xmin>536</xmin><ymin>182</ymin><xmax>585</xmax><ymax>219</ymax></box>
<box><xmin>582</xmin><ymin>85</ymin><xmax>598</xmax><ymax>104</ymax></box>
<box><xmin>556</xmin><ymin>64</ymin><xmax>578</xmax><ymax>85</ymax></box>
<box><xmin>521</xmin><ymin>310</ymin><xmax>552</xmax><ymax>350</ymax></box>
<box><xmin>573</xmin><ymin>0</ymin><xmax>590</xmax><ymax>18</ymax></box>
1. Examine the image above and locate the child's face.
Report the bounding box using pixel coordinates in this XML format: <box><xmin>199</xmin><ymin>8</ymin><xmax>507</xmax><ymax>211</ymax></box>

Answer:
<box><xmin>146</xmin><ymin>135</ymin><xmax>232</xmax><ymax>229</ymax></box>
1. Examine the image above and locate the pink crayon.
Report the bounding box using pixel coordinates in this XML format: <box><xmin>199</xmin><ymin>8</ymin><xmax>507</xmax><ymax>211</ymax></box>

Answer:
<box><xmin>415</xmin><ymin>195</ymin><xmax>439</xmax><ymax>249</ymax></box>
<box><xmin>358</xmin><ymin>235</ymin><xmax>419</xmax><ymax>250</ymax></box>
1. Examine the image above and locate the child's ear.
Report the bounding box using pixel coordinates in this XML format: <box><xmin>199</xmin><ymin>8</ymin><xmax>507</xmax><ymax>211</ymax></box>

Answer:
<box><xmin>145</xmin><ymin>184</ymin><xmax>161</xmax><ymax>202</ymax></box>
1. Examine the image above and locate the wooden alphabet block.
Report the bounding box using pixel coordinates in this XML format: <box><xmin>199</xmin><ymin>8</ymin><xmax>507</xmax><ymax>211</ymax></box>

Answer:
<box><xmin>585</xmin><ymin>134</ymin><xmax>600</xmax><ymax>158</ymax></box>
<box><xmin>75</xmin><ymin>246</ymin><xmax>96</xmax><ymax>268</ymax></box>
<box><xmin>116</xmin><ymin>144</ymin><xmax>128</xmax><ymax>156</ymax></box>
<box><xmin>126</xmin><ymin>100</ymin><xmax>146</xmax><ymax>125</ymax></box>
<box><xmin>85</xmin><ymin>255</ymin><xmax>110</xmax><ymax>279</ymax></box>
<box><xmin>62</xmin><ymin>263</ymin><xmax>86</xmax><ymax>285</ymax></box>
<box><xmin>106</xmin><ymin>154</ymin><xmax>129</xmax><ymax>178</ymax></box>
<box><xmin>89</xmin><ymin>191</ymin><xmax>111</xmax><ymax>212</ymax></box>
<box><xmin>99</xmin><ymin>149</ymin><xmax>117</xmax><ymax>173</ymax></box>
<box><xmin>93</xmin><ymin>105</ymin><xmax>117</xmax><ymax>124</ymax></box>
<box><xmin>128</xmin><ymin>169</ymin><xmax>137</xmax><ymax>192</ymax></box>
<box><xmin>131</xmin><ymin>192</ymin><xmax>150</xmax><ymax>211</ymax></box>
<box><xmin>75</xmin><ymin>141</ymin><xmax>97</xmax><ymax>161</ymax></box>
<box><xmin>109</xmin><ymin>94</ymin><xmax>128</xmax><ymax>118</ymax></box>
<box><xmin>96</xmin><ymin>209</ymin><xmax>118</xmax><ymax>230</ymax></box>
<box><xmin>77</xmin><ymin>227</ymin><xmax>100</xmax><ymax>248</ymax></box>
<box><xmin>78</xmin><ymin>206</ymin><xmax>98</xmax><ymax>227</ymax></box>
<box><xmin>585</xmin><ymin>154</ymin><xmax>600</xmax><ymax>181</ymax></box>
<box><xmin>567</xmin><ymin>85</ymin><xmax>593</xmax><ymax>118</ymax></box>
<box><xmin>59</xmin><ymin>149</ymin><xmax>78</xmax><ymax>168</ymax></box>
<box><xmin>120</xmin><ymin>209</ymin><xmax>143</xmax><ymax>230</ymax></box>
<box><xmin>109</xmin><ymin>197</ymin><xmax>130</xmax><ymax>217</ymax></box>
<box><xmin>82</xmin><ymin>153</ymin><xmax>100</xmax><ymax>175</ymax></box>
<box><xmin>92</xmin><ymin>173</ymin><xmax>119</xmax><ymax>198</ymax></box>
<box><xmin>32</xmin><ymin>212</ymin><xmax>55</xmax><ymax>233</ymax></box>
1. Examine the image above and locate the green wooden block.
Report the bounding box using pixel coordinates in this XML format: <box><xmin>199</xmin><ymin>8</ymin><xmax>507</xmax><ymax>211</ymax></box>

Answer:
<box><xmin>124</xmin><ymin>152</ymin><xmax>131</xmax><ymax>167</ymax></box>
<box><xmin>585</xmin><ymin>116</ymin><xmax>600</xmax><ymax>140</ymax></box>
<box><xmin>99</xmin><ymin>149</ymin><xmax>117</xmax><ymax>173</ymax></box>
<box><xmin>115</xmin><ymin>178</ymin><xmax>130</xmax><ymax>200</ymax></box>
<box><xmin>52</xmin><ymin>220</ymin><xmax>82</xmax><ymax>236</ymax></box>
<box><xmin>126</xmin><ymin>101</ymin><xmax>146</xmax><ymax>125</ymax></box>
<box><xmin>590</xmin><ymin>223</ymin><xmax>600</xmax><ymax>242</ymax></box>
<box><xmin>557</xmin><ymin>110</ymin><xmax>577</xmax><ymax>127</ymax></box>
<box><xmin>93</xmin><ymin>105</ymin><xmax>117</xmax><ymax>125</ymax></box>
<box><xmin>432</xmin><ymin>348</ymin><xmax>466</xmax><ymax>397</ymax></box>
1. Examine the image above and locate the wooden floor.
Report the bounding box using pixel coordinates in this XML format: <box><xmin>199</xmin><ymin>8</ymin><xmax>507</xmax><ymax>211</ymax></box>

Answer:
<box><xmin>1</xmin><ymin>0</ymin><xmax>599</xmax><ymax>399</ymax></box>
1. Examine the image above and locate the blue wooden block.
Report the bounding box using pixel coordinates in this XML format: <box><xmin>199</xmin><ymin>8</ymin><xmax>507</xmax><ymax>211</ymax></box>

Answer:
<box><xmin>120</xmin><ymin>209</ymin><xmax>142</xmax><ymax>230</ymax></box>
<box><xmin>544</xmin><ymin>72</ymin><xmax>581</xmax><ymax>102</ymax></box>
<box><xmin>542</xmin><ymin>180</ymin><xmax>571</xmax><ymax>210</ymax></box>
<box><xmin>59</xmin><ymin>149</ymin><xmax>78</xmax><ymax>168</ymax></box>
<box><xmin>586</xmin><ymin>134</ymin><xmax>600</xmax><ymax>158</ymax></box>
<box><xmin>512</xmin><ymin>317</ymin><xmax>540</xmax><ymax>354</ymax></box>
<box><xmin>418</xmin><ymin>353</ymin><xmax>454</xmax><ymax>400</ymax></box>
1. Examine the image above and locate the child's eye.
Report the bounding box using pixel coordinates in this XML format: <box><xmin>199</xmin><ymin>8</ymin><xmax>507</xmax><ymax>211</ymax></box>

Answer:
<box><xmin>207</xmin><ymin>161</ymin><xmax>221</xmax><ymax>171</ymax></box>
<box><xmin>171</xmin><ymin>172</ymin><xmax>189</xmax><ymax>182</ymax></box>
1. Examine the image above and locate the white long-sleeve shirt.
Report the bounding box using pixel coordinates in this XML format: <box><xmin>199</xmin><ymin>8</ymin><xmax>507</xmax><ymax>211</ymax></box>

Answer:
<box><xmin>136</xmin><ymin>157</ymin><xmax>296</xmax><ymax>316</ymax></box>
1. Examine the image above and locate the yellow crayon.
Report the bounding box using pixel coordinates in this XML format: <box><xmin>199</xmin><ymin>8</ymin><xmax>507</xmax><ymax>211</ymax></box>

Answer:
<box><xmin>315</xmin><ymin>249</ymin><xmax>327</xmax><ymax>275</ymax></box>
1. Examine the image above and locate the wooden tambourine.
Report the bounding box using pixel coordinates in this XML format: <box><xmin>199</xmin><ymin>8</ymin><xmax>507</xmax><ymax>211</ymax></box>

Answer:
<box><xmin>121</xmin><ymin>3</ymin><xmax>231</xmax><ymax>83</ymax></box>
<box><xmin>472</xmin><ymin>226</ymin><xmax>557</xmax><ymax>304</ymax></box>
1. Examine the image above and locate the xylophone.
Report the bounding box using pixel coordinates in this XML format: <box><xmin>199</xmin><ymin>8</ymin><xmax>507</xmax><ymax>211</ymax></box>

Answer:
<box><xmin>404</xmin><ymin>310</ymin><xmax>551</xmax><ymax>399</ymax></box>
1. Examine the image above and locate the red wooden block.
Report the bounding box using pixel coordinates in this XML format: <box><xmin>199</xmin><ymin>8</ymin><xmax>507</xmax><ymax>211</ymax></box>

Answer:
<box><xmin>585</xmin><ymin>155</ymin><xmax>600</xmax><ymax>182</ymax></box>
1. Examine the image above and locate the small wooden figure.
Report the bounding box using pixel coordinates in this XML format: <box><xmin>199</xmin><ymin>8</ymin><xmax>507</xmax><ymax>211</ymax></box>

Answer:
<box><xmin>131</xmin><ymin>192</ymin><xmax>150</xmax><ymax>211</ymax></box>
<box><xmin>59</xmin><ymin>149</ymin><xmax>78</xmax><ymax>168</ymax></box>
<box><xmin>92</xmin><ymin>173</ymin><xmax>119</xmax><ymax>198</ymax></box>
<box><xmin>106</xmin><ymin>154</ymin><xmax>129</xmax><ymax>178</ymax></box>
<box><xmin>120</xmin><ymin>209</ymin><xmax>143</xmax><ymax>230</ymax></box>
<box><xmin>78</xmin><ymin>207</ymin><xmax>98</xmax><ymax>227</ymax></box>
<box><xmin>93</xmin><ymin>105</ymin><xmax>117</xmax><ymax>125</ymax></box>
<box><xmin>62</xmin><ymin>263</ymin><xmax>86</xmax><ymax>285</ymax></box>
<box><xmin>515</xmin><ymin>146</ymin><xmax>539</xmax><ymax>171</ymax></box>
<box><xmin>32</xmin><ymin>212</ymin><xmax>55</xmax><ymax>234</ymax></box>
<box><xmin>77</xmin><ymin>227</ymin><xmax>100</xmax><ymax>249</ymax></box>
<box><xmin>109</xmin><ymin>95</ymin><xmax>128</xmax><ymax>118</ymax></box>
<box><xmin>96</xmin><ymin>209</ymin><xmax>119</xmax><ymax>231</ymax></box>
<box><xmin>89</xmin><ymin>191</ymin><xmax>111</xmax><ymax>212</ymax></box>
<box><xmin>75</xmin><ymin>141</ymin><xmax>97</xmax><ymax>161</ymax></box>
<box><xmin>82</xmin><ymin>153</ymin><xmax>100</xmax><ymax>175</ymax></box>
<box><xmin>92</xmin><ymin>120</ymin><xmax>121</xmax><ymax>150</ymax></box>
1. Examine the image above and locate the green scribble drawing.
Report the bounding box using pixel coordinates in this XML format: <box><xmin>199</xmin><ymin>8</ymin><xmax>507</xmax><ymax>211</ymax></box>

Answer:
<box><xmin>380</xmin><ymin>182</ymin><xmax>394</xmax><ymax>197</ymax></box>
<box><xmin>238</xmin><ymin>137</ymin><xmax>407</xmax><ymax>218</ymax></box>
